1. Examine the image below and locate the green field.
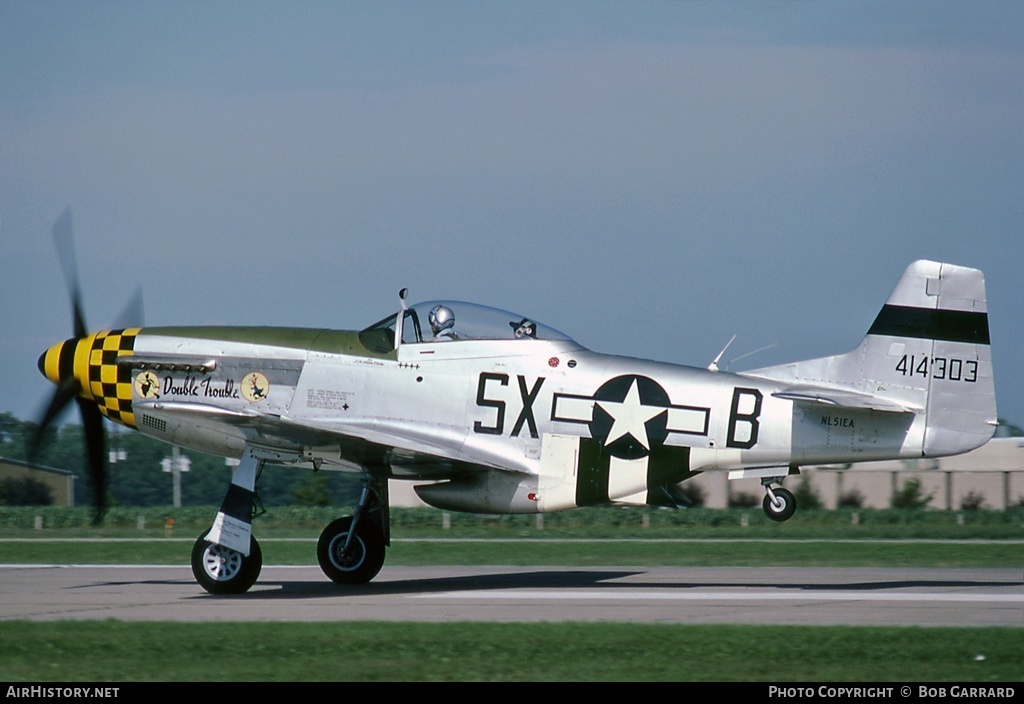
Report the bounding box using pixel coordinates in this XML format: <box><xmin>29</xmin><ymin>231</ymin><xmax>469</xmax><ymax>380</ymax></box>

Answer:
<box><xmin>1</xmin><ymin>621</ymin><xmax>1021</xmax><ymax>682</ymax></box>
<box><xmin>2</xmin><ymin>506</ymin><xmax>1022</xmax><ymax>682</ymax></box>
<box><xmin>2</xmin><ymin>505</ymin><xmax>1022</xmax><ymax>568</ymax></box>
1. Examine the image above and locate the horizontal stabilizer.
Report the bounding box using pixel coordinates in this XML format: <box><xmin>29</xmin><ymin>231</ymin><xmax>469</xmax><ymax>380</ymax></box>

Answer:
<box><xmin>772</xmin><ymin>386</ymin><xmax>920</xmax><ymax>414</ymax></box>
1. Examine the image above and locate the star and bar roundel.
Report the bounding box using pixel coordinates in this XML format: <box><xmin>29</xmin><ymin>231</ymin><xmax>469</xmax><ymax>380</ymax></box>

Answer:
<box><xmin>553</xmin><ymin>374</ymin><xmax>710</xmax><ymax>459</ymax></box>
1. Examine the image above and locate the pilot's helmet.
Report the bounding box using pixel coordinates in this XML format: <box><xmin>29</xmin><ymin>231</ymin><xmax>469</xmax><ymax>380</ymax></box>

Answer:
<box><xmin>429</xmin><ymin>305</ymin><xmax>455</xmax><ymax>334</ymax></box>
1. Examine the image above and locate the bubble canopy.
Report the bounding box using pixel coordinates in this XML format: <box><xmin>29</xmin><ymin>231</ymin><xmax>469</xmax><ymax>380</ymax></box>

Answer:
<box><xmin>359</xmin><ymin>300</ymin><xmax>577</xmax><ymax>352</ymax></box>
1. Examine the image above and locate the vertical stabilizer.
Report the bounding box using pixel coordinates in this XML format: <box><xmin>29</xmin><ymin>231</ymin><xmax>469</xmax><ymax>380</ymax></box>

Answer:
<box><xmin>875</xmin><ymin>261</ymin><xmax>995</xmax><ymax>456</ymax></box>
<box><xmin>748</xmin><ymin>260</ymin><xmax>996</xmax><ymax>457</ymax></box>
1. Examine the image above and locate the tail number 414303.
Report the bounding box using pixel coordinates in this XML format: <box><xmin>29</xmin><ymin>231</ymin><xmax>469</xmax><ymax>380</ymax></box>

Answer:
<box><xmin>895</xmin><ymin>355</ymin><xmax>978</xmax><ymax>383</ymax></box>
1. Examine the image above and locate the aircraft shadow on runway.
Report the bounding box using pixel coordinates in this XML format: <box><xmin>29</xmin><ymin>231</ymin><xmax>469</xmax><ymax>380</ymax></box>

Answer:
<box><xmin>154</xmin><ymin>569</ymin><xmax>1021</xmax><ymax>600</ymax></box>
<box><xmin>189</xmin><ymin>570</ymin><xmax>643</xmax><ymax>599</ymax></box>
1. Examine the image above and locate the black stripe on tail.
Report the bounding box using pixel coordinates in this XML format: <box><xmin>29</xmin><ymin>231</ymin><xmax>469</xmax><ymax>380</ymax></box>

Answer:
<box><xmin>868</xmin><ymin>305</ymin><xmax>990</xmax><ymax>345</ymax></box>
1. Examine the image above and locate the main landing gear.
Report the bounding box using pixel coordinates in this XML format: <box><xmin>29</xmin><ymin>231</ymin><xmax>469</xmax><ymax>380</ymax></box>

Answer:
<box><xmin>317</xmin><ymin>478</ymin><xmax>389</xmax><ymax>585</ymax></box>
<box><xmin>191</xmin><ymin>446</ymin><xmax>267</xmax><ymax>595</ymax></box>
<box><xmin>191</xmin><ymin>533</ymin><xmax>263</xmax><ymax>595</ymax></box>
<box><xmin>190</xmin><ymin>469</ymin><xmax>390</xmax><ymax>594</ymax></box>
<box><xmin>187</xmin><ymin>440</ymin><xmax>390</xmax><ymax>595</ymax></box>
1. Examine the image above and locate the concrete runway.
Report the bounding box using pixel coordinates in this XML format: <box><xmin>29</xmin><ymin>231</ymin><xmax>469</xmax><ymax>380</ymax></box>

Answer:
<box><xmin>2</xmin><ymin>564</ymin><xmax>1022</xmax><ymax>626</ymax></box>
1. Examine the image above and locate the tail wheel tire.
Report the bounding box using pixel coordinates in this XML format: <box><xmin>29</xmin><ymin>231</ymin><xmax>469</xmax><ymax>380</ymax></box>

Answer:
<box><xmin>317</xmin><ymin>516</ymin><xmax>385</xmax><ymax>585</ymax></box>
<box><xmin>191</xmin><ymin>532</ymin><xmax>262</xmax><ymax>595</ymax></box>
<box><xmin>763</xmin><ymin>487</ymin><xmax>796</xmax><ymax>522</ymax></box>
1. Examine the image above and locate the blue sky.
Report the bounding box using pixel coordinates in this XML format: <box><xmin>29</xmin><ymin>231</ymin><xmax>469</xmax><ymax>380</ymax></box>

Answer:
<box><xmin>2</xmin><ymin>1</ymin><xmax>1022</xmax><ymax>430</ymax></box>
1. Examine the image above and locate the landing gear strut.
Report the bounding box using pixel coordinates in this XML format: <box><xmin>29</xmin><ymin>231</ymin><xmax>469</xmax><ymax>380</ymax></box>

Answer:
<box><xmin>317</xmin><ymin>476</ymin><xmax>389</xmax><ymax>585</ymax></box>
<box><xmin>192</xmin><ymin>446</ymin><xmax>266</xmax><ymax>594</ymax></box>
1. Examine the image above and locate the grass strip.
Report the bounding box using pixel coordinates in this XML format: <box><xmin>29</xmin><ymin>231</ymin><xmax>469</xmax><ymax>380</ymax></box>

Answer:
<box><xmin>1</xmin><ymin>621</ymin><xmax>1021</xmax><ymax>682</ymax></box>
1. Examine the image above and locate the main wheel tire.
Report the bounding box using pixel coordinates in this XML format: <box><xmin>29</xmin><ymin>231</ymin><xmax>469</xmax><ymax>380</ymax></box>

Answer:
<box><xmin>762</xmin><ymin>487</ymin><xmax>796</xmax><ymax>522</ymax></box>
<box><xmin>317</xmin><ymin>516</ymin><xmax>385</xmax><ymax>585</ymax></box>
<box><xmin>191</xmin><ymin>532</ymin><xmax>263</xmax><ymax>595</ymax></box>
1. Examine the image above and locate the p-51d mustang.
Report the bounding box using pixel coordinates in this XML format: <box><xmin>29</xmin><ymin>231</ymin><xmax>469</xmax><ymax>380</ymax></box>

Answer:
<box><xmin>36</xmin><ymin>214</ymin><xmax>996</xmax><ymax>594</ymax></box>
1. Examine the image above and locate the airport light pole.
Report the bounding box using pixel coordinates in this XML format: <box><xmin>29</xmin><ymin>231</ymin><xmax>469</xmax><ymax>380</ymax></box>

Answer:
<box><xmin>160</xmin><ymin>446</ymin><xmax>191</xmax><ymax>508</ymax></box>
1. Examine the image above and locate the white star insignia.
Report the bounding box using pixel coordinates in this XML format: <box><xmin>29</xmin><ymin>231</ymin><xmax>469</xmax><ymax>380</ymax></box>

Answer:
<box><xmin>596</xmin><ymin>379</ymin><xmax>665</xmax><ymax>450</ymax></box>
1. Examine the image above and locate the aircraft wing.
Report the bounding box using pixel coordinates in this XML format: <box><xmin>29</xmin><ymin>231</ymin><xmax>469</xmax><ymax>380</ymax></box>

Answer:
<box><xmin>134</xmin><ymin>400</ymin><xmax>494</xmax><ymax>478</ymax></box>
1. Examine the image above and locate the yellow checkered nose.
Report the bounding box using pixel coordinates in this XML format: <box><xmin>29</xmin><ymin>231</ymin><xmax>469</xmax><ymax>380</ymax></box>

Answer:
<box><xmin>37</xmin><ymin>329</ymin><xmax>141</xmax><ymax>427</ymax></box>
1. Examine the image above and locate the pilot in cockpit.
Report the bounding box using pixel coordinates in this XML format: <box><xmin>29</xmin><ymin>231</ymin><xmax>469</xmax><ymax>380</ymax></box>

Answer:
<box><xmin>429</xmin><ymin>305</ymin><xmax>457</xmax><ymax>341</ymax></box>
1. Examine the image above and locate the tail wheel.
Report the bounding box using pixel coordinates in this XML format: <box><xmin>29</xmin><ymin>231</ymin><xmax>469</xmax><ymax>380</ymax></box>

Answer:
<box><xmin>763</xmin><ymin>487</ymin><xmax>796</xmax><ymax>522</ymax></box>
<box><xmin>191</xmin><ymin>532</ymin><xmax>262</xmax><ymax>595</ymax></box>
<box><xmin>317</xmin><ymin>516</ymin><xmax>386</xmax><ymax>585</ymax></box>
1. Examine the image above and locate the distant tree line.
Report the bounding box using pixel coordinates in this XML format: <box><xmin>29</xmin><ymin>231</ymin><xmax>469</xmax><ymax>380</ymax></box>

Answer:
<box><xmin>0</xmin><ymin>412</ymin><xmax>360</xmax><ymax>508</ymax></box>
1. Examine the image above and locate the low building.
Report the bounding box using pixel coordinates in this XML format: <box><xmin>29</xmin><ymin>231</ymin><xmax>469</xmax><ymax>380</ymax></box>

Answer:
<box><xmin>705</xmin><ymin>436</ymin><xmax>1024</xmax><ymax>511</ymax></box>
<box><xmin>0</xmin><ymin>457</ymin><xmax>75</xmax><ymax>507</ymax></box>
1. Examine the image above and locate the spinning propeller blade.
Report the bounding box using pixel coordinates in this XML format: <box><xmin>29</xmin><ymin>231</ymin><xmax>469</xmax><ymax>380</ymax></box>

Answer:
<box><xmin>52</xmin><ymin>207</ymin><xmax>88</xmax><ymax>339</ymax></box>
<box><xmin>31</xmin><ymin>209</ymin><xmax>129</xmax><ymax>523</ymax></box>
